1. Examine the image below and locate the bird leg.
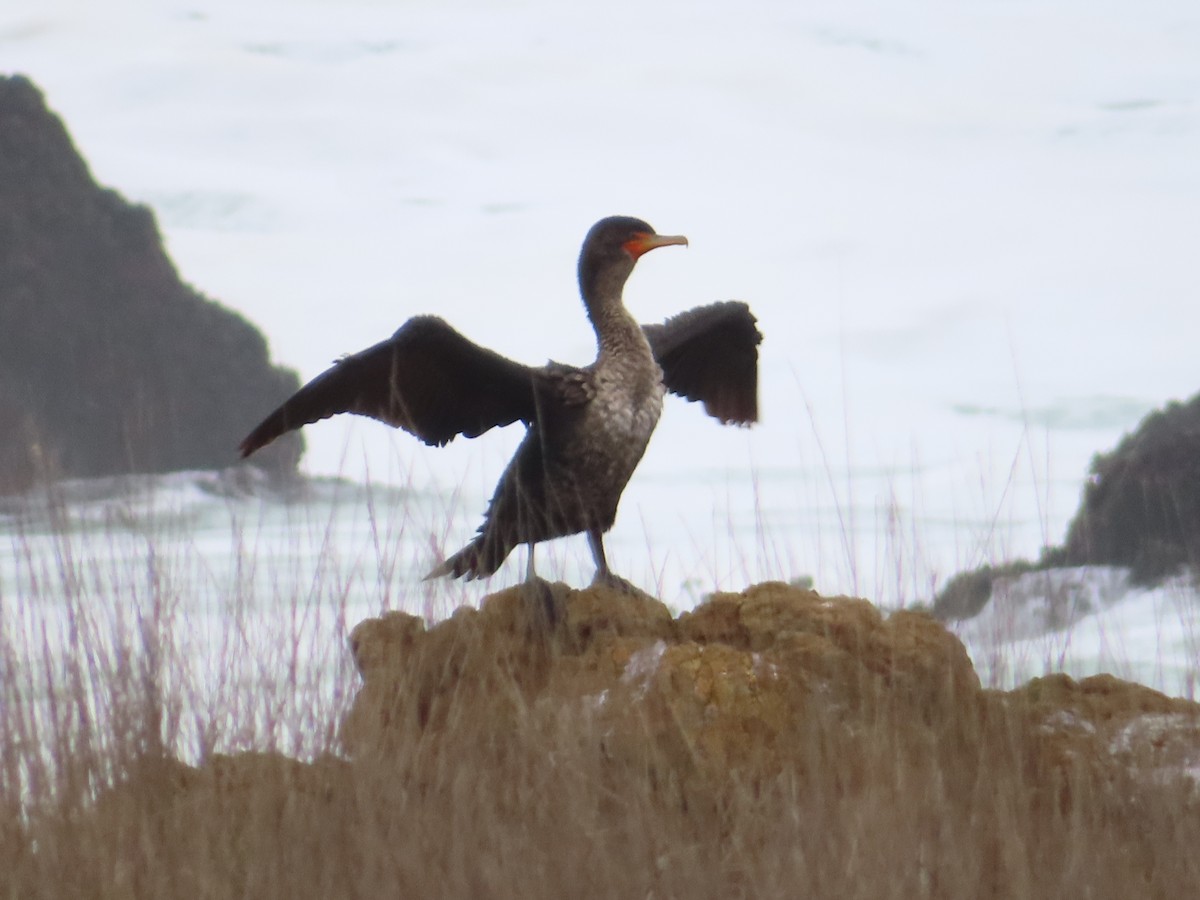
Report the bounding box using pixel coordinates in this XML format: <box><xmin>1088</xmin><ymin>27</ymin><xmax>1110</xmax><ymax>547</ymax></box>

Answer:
<box><xmin>587</xmin><ymin>528</ymin><xmax>641</xmax><ymax>595</ymax></box>
<box><xmin>526</xmin><ymin>543</ymin><xmax>538</xmax><ymax>583</ymax></box>
<box><xmin>521</xmin><ymin>543</ymin><xmax>559</xmax><ymax>628</ymax></box>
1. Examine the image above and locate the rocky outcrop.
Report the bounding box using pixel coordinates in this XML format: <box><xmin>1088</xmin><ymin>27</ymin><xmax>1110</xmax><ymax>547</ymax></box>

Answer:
<box><xmin>343</xmin><ymin>582</ymin><xmax>1200</xmax><ymax>794</ymax></box>
<box><xmin>1064</xmin><ymin>393</ymin><xmax>1200</xmax><ymax>582</ymax></box>
<box><xmin>934</xmin><ymin>391</ymin><xmax>1200</xmax><ymax>618</ymax></box>
<box><xmin>18</xmin><ymin>583</ymin><xmax>1200</xmax><ymax>898</ymax></box>
<box><xmin>0</xmin><ymin>75</ymin><xmax>301</xmax><ymax>493</ymax></box>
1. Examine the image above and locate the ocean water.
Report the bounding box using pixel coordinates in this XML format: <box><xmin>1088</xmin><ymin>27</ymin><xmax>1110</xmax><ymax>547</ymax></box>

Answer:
<box><xmin>1</xmin><ymin>472</ymin><xmax>1195</xmax><ymax>744</ymax></box>
<box><xmin>1</xmin><ymin>1</ymin><xmax>1198</xmax><ymax>642</ymax></box>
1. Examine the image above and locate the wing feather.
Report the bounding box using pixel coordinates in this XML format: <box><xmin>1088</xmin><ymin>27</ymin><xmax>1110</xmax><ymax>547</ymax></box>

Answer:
<box><xmin>643</xmin><ymin>301</ymin><xmax>762</xmax><ymax>425</ymax></box>
<box><xmin>239</xmin><ymin>316</ymin><xmax>539</xmax><ymax>456</ymax></box>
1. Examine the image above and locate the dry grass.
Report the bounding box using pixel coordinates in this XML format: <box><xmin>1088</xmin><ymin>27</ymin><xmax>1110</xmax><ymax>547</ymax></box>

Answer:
<box><xmin>3</xmin><ymin>495</ymin><xmax>1200</xmax><ymax>899</ymax></box>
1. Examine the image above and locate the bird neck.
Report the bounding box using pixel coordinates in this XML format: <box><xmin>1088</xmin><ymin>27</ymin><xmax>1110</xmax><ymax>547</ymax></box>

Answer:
<box><xmin>582</xmin><ymin>271</ymin><xmax>644</xmax><ymax>358</ymax></box>
<box><xmin>591</xmin><ymin>303</ymin><xmax>645</xmax><ymax>359</ymax></box>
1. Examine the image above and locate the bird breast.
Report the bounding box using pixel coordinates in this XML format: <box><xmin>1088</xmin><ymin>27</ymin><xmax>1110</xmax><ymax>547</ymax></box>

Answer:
<box><xmin>583</xmin><ymin>357</ymin><xmax>665</xmax><ymax>475</ymax></box>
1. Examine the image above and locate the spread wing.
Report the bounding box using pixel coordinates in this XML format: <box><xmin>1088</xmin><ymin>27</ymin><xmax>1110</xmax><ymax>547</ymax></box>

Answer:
<box><xmin>239</xmin><ymin>315</ymin><xmax>540</xmax><ymax>457</ymax></box>
<box><xmin>643</xmin><ymin>301</ymin><xmax>762</xmax><ymax>425</ymax></box>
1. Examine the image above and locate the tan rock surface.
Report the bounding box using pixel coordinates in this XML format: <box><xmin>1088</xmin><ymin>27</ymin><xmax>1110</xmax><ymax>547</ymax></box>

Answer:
<box><xmin>40</xmin><ymin>582</ymin><xmax>1200</xmax><ymax>899</ymax></box>
<box><xmin>342</xmin><ymin>581</ymin><xmax>1199</xmax><ymax>796</ymax></box>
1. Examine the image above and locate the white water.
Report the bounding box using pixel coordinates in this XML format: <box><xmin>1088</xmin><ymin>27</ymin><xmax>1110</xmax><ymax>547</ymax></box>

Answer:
<box><xmin>1</xmin><ymin>474</ymin><xmax>1195</xmax><ymax>723</ymax></box>
<box><xmin>954</xmin><ymin>565</ymin><xmax>1200</xmax><ymax>699</ymax></box>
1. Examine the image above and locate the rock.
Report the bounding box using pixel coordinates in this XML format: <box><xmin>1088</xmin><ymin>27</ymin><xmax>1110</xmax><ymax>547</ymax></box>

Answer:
<box><xmin>29</xmin><ymin>582</ymin><xmax>1200</xmax><ymax>897</ymax></box>
<box><xmin>341</xmin><ymin>582</ymin><xmax>677</xmax><ymax>754</ymax></box>
<box><xmin>0</xmin><ymin>75</ymin><xmax>302</xmax><ymax>493</ymax></box>
<box><xmin>341</xmin><ymin>581</ymin><xmax>1199</xmax><ymax>800</ymax></box>
<box><xmin>1064</xmin><ymin>393</ymin><xmax>1200</xmax><ymax>583</ymax></box>
<box><xmin>1004</xmin><ymin>672</ymin><xmax>1200</xmax><ymax>776</ymax></box>
<box><xmin>933</xmin><ymin>390</ymin><xmax>1200</xmax><ymax>617</ymax></box>
<box><xmin>931</xmin><ymin>558</ymin><xmax>1042</xmax><ymax>621</ymax></box>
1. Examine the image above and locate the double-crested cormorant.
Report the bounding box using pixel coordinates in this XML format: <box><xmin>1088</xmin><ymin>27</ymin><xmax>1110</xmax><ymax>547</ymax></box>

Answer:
<box><xmin>239</xmin><ymin>215</ymin><xmax>761</xmax><ymax>590</ymax></box>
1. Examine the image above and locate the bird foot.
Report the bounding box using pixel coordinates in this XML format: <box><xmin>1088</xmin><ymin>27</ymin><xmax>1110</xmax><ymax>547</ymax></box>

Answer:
<box><xmin>590</xmin><ymin>570</ymin><xmax>645</xmax><ymax>596</ymax></box>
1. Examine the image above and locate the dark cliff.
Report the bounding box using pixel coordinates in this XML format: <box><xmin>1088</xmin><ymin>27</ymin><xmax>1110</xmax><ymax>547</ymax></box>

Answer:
<box><xmin>1064</xmin><ymin>393</ymin><xmax>1200</xmax><ymax>582</ymax></box>
<box><xmin>0</xmin><ymin>75</ymin><xmax>301</xmax><ymax>493</ymax></box>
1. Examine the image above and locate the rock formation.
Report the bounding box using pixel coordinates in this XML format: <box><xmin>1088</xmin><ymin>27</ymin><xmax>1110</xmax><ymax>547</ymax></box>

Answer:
<box><xmin>342</xmin><ymin>582</ymin><xmax>1200</xmax><ymax>795</ymax></box>
<box><xmin>24</xmin><ymin>583</ymin><xmax>1196</xmax><ymax>898</ymax></box>
<box><xmin>1064</xmin><ymin>393</ymin><xmax>1200</xmax><ymax>582</ymax></box>
<box><xmin>934</xmin><ymin>391</ymin><xmax>1200</xmax><ymax>618</ymax></box>
<box><xmin>0</xmin><ymin>75</ymin><xmax>302</xmax><ymax>493</ymax></box>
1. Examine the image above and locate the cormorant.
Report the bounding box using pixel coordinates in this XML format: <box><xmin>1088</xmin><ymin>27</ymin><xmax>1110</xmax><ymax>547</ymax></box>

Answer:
<box><xmin>239</xmin><ymin>215</ymin><xmax>761</xmax><ymax>590</ymax></box>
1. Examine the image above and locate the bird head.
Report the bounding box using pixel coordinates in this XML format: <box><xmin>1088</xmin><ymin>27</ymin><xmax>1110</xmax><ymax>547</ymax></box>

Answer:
<box><xmin>577</xmin><ymin>216</ymin><xmax>688</xmax><ymax>308</ymax></box>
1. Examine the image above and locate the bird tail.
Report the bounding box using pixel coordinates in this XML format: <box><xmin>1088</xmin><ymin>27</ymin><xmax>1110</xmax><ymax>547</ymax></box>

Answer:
<box><xmin>424</xmin><ymin>538</ymin><xmax>502</xmax><ymax>582</ymax></box>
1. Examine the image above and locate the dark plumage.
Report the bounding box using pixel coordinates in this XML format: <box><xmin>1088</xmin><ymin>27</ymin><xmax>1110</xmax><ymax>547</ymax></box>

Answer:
<box><xmin>239</xmin><ymin>215</ymin><xmax>761</xmax><ymax>589</ymax></box>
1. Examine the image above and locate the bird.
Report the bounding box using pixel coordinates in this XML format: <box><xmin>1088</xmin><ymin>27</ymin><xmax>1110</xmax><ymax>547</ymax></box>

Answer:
<box><xmin>238</xmin><ymin>215</ymin><xmax>761</xmax><ymax>592</ymax></box>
